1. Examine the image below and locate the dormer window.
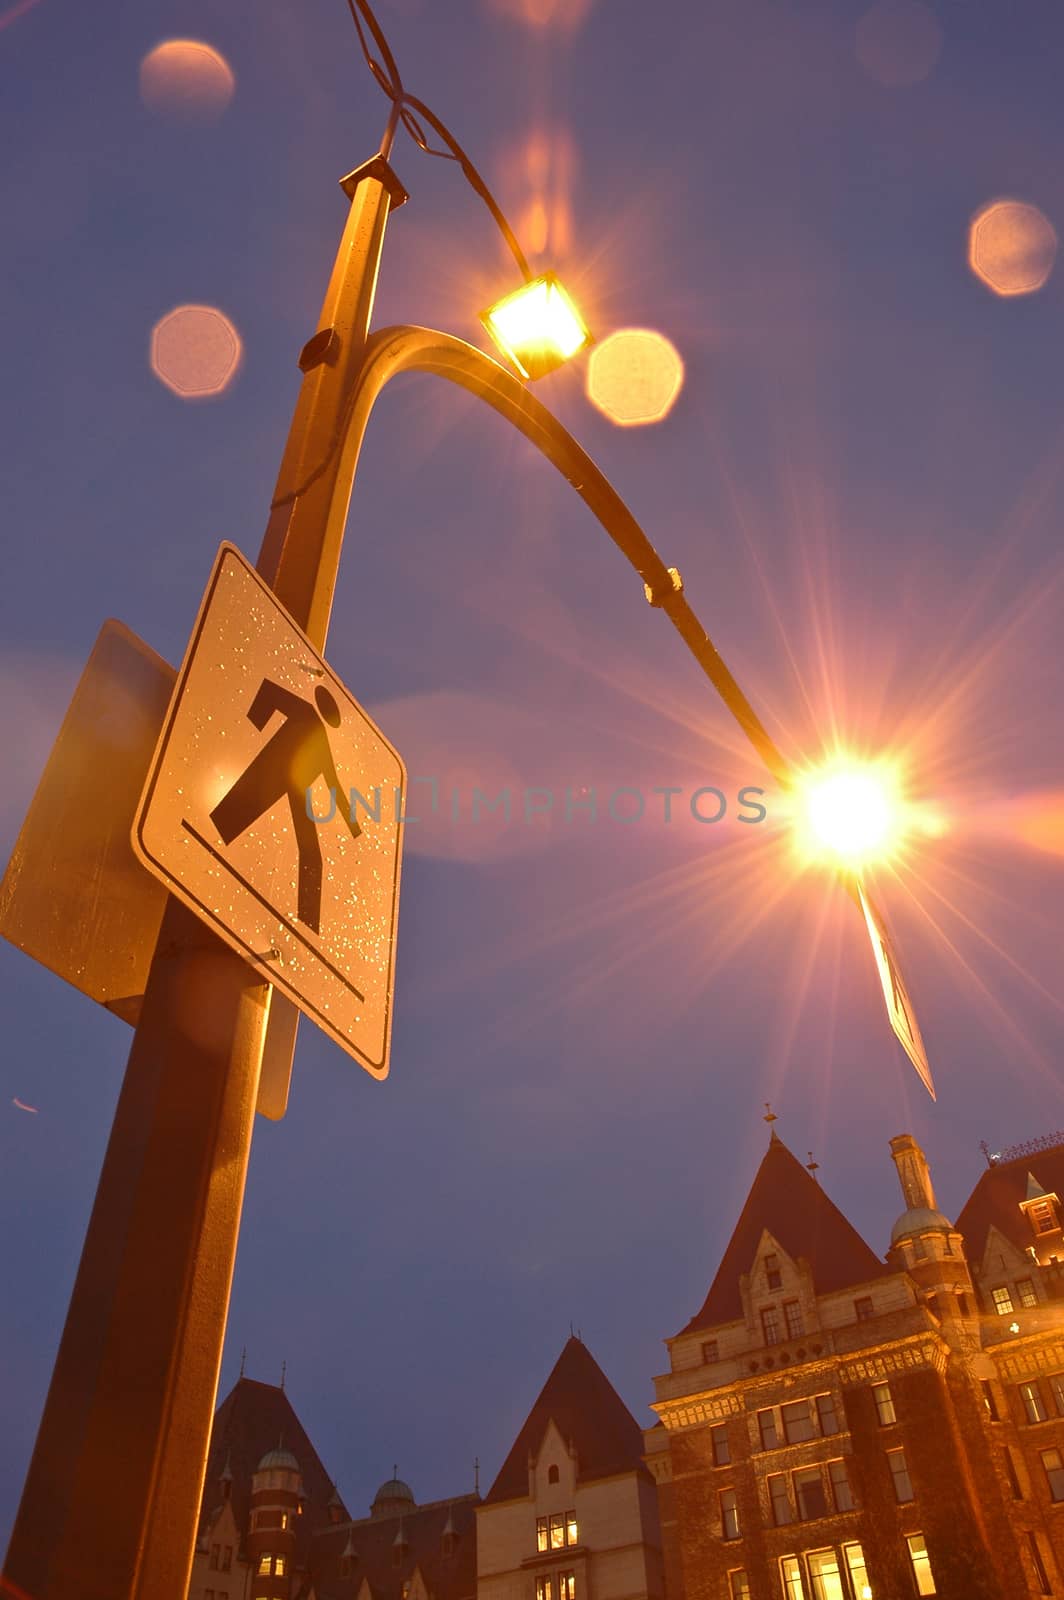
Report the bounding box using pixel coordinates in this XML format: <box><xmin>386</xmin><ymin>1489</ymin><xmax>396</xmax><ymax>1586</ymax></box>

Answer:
<box><xmin>702</xmin><ymin>1339</ymin><xmax>719</xmax><ymax>1363</ymax></box>
<box><xmin>761</xmin><ymin>1306</ymin><xmax>782</xmax><ymax>1346</ymax></box>
<box><xmin>765</xmin><ymin>1253</ymin><xmax>782</xmax><ymax>1290</ymax></box>
<box><xmin>548</xmin><ymin>1464</ymin><xmax>559</xmax><ymax>1485</ymax></box>
<box><xmin>1029</xmin><ymin>1200</ymin><xmax>1059</xmax><ymax>1235</ymax></box>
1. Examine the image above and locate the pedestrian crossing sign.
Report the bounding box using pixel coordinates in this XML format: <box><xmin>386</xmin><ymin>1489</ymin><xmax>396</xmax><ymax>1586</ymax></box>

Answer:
<box><xmin>132</xmin><ymin>543</ymin><xmax>406</xmax><ymax>1078</ymax></box>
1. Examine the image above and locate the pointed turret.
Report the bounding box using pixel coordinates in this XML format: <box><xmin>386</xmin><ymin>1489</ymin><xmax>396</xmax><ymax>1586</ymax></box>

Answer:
<box><xmin>680</xmin><ymin>1136</ymin><xmax>888</xmax><ymax>1333</ymax></box>
<box><xmin>483</xmin><ymin>1336</ymin><xmax>648</xmax><ymax>1503</ymax></box>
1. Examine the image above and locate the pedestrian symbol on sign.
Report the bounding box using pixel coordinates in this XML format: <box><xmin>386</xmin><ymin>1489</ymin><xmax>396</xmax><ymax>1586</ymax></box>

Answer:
<box><xmin>133</xmin><ymin>543</ymin><xmax>405</xmax><ymax>1077</ymax></box>
<box><xmin>210</xmin><ymin>679</ymin><xmax>360</xmax><ymax>933</ymax></box>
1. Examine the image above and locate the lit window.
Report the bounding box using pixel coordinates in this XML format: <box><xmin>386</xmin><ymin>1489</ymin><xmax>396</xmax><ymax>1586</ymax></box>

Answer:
<box><xmin>540</xmin><ymin>1511</ymin><xmax>576</xmax><ymax>1550</ymax></box>
<box><xmin>258</xmin><ymin>1555</ymin><xmax>271</xmax><ymax>1576</ymax></box>
<box><xmin>854</xmin><ymin>1297</ymin><xmax>874</xmax><ymax>1322</ymax></box>
<box><xmin>1042</xmin><ymin>1449</ymin><xmax>1064</xmax><ymax>1501</ymax></box>
<box><xmin>729</xmin><ymin>1573</ymin><xmax>750</xmax><ymax>1600</ymax></box>
<box><xmin>1028</xmin><ymin>1531</ymin><xmax>1052</xmax><ymax>1596</ymax></box>
<box><xmin>1018</xmin><ymin>1278</ymin><xmax>1038</xmax><ymax>1308</ymax></box>
<box><xmin>871</xmin><ymin>1382</ymin><xmax>897</xmax><ymax>1426</ymax></box>
<box><xmin>981</xmin><ymin>1379</ymin><xmax>999</xmax><ymax>1420</ymax></box>
<box><xmin>762</xmin><ymin>1307</ymin><xmax>781</xmax><ymax>1346</ymax></box>
<box><xmin>712</xmin><ymin>1424</ymin><xmax>731</xmax><ymax>1466</ymax></box>
<box><xmin>992</xmin><ymin>1285</ymin><xmax>1014</xmax><ymax>1315</ymax></box>
<box><xmin>887</xmin><ymin>1447</ymin><xmax>914</xmax><ymax>1502</ymax></box>
<box><xmin>906</xmin><ymin>1533</ymin><xmax>936</xmax><ymax>1595</ymax></box>
<box><xmin>781</xmin><ymin>1400</ymin><xmax>816</xmax><ymax>1444</ymax></box>
<box><xmin>784</xmin><ymin>1301</ymin><xmax>804</xmax><ymax>1339</ymax></box>
<box><xmin>537</xmin><ymin>1578</ymin><xmax>553</xmax><ymax>1600</ymax></box>
<box><xmin>829</xmin><ymin>1458</ymin><xmax>854</xmax><ymax>1512</ymax></box>
<box><xmin>558</xmin><ymin>1573</ymin><xmax>575</xmax><ymax>1600</ymax></box>
<box><xmin>758</xmin><ymin>1408</ymin><xmax>779</xmax><ymax>1449</ymax></box>
<box><xmin>793</xmin><ymin>1466</ymin><xmax>827</xmax><ymax>1521</ymax></box>
<box><xmin>275</xmin><ymin>1556</ymin><xmax>285</xmax><ymax>1578</ymax></box>
<box><xmin>768</xmin><ymin>1473</ymin><xmax>791</xmax><ymax>1526</ymax></box>
<box><xmin>816</xmin><ymin>1393</ymin><xmax>840</xmax><ymax>1436</ymax></box>
<box><xmin>843</xmin><ymin>1543</ymin><xmax>869</xmax><ymax>1600</ymax></box>
<box><xmin>1028</xmin><ymin>1199</ymin><xmax>1058</xmax><ymax>1236</ymax></box>
<box><xmin>807</xmin><ymin>1549</ymin><xmax>843</xmax><ymax>1600</ymax></box>
<box><xmin>765</xmin><ymin>1253</ymin><xmax>782</xmax><ymax>1290</ymax></box>
<box><xmin>780</xmin><ymin>1556</ymin><xmax>805</xmax><ymax>1600</ymax></box>
<box><xmin>720</xmin><ymin>1487</ymin><xmax>740</xmax><ymax>1540</ymax></box>
<box><xmin>1004</xmin><ymin>1447</ymin><xmax>1024</xmax><ymax>1499</ymax></box>
<box><xmin>702</xmin><ymin>1339</ymin><xmax>719</xmax><ymax>1363</ymax></box>
<box><xmin>1020</xmin><ymin>1381</ymin><xmax>1049</xmax><ymax>1423</ymax></box>
<box><xmin>1051</xmin><ymin>1374</ymin><xmax>1064</xmax><ymax>1416</ymax></box>
<box><xmin>548</xmin><ymin>1465</ymin><xmax>559</xmax><ymax>1485</ymax></box>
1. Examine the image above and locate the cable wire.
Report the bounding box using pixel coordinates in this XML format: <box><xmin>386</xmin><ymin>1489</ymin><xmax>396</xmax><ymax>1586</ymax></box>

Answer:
<box><xmin>343</xmin><ymin>0</ymin><xmax>533</xmax><ymax>281</ymax></box>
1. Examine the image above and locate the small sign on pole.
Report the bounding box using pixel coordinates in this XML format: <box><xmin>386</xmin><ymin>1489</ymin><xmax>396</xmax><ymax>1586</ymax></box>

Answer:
<box><xmin>133</xmin><ymin>543</ymin><xmax>405</xmax><ymax>1079</ymax></box>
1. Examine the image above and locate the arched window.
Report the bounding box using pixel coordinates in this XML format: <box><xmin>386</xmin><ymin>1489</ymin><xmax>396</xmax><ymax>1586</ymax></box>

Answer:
<box><xmin>548</xmin><ymin>1465</ymin><xmax>559</xmax><ymax>1485</ymax></box>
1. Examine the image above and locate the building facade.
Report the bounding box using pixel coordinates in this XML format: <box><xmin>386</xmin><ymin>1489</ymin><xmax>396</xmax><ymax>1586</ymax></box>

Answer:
<box><xmin>188</xmin><ymin>1337</ymin><xmax>661</xmax><ymax>1600</ymax></box>
<box><xmin>647</xmin><ymin>1129</ymin><xmax>1064</xmax><ymax>1600</ymax></box>
<box><xmin>190</xmin><ymin>1130</ymin><xmax>1064</xmax><ymax>1600</ymax></box>
<box><xmin>477</xmin><ymin>1337</ymin><xmax>663</xmax><ymax>1600</ymax></box>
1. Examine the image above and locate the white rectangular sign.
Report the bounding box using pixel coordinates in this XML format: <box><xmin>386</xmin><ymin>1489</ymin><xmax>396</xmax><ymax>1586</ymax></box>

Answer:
<box><xmin>133</xmin><ymin>543</ymin><xmax>405</xmax><ymax>1078</ymax></box>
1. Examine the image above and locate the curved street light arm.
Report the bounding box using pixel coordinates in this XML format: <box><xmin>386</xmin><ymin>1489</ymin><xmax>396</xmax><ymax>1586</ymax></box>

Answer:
<box><xmin>264</xmin><ymin>322</ymin><xmax>793</xmax><ymax>790</ymax></box>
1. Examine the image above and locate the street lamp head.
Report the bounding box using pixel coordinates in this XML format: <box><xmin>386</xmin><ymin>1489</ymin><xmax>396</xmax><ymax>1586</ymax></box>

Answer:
<box><xmin>481</xmin><ymin>273</ymin><xmax>592</xmax><ymax>381</ymax></box>
<box><xmin>796</xmin><ymin>756</ymin><xmax>903</xmax><ymax>868</ymax></box>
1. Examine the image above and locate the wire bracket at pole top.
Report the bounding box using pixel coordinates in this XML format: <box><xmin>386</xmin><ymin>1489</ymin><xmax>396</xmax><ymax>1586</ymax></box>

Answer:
<box><xmin>644</xmin><ymin>567</ymin><xmax>684</xmax><ymax>608</ymax></box>
<box><xmin>339</xmin><ymin>155</ymin><xmax>409</xmax><ymax>209</ymax></box>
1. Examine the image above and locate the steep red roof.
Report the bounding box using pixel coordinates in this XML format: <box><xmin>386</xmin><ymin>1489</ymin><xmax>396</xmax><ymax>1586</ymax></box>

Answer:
<box><xmin>955</xmin><ymin>1143</ymin><xmax>1064</xmax><ymax>1262</ymax></box>
<box><xmin>200</xmin><ymin>1377</ymin><xmax>345</xmax><ymax>1564</ymax></box>
<box><xmin>680</xmin><ymin>1136</ymin><xmax>890</xmax><ymax>1332</ymax></box>
<box><xmin>483</xmin><ymin>1337</ymin><xmax>649</xmax><ymax>1504</ymax></box>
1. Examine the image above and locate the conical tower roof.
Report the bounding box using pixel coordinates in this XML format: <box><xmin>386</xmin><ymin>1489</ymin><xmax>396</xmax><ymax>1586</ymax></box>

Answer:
<box><xmin>680</xmin><ymin>1136</ymin><xmax>889</xmax><ymax>1332</ymax></box>
<box><xmin>484</xmin><ymin>1336</ymin><xmax>647</xmax><ymax>1504</ymax></box>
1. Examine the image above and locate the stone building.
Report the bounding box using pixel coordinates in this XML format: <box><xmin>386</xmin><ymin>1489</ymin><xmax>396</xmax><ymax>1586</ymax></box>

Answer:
<box><xmin>188</xmin><ymin>1337</ymin><xmax>660</xmax><ymax>1600</ymax></box>
<box><xmin>645</xmin><ymin>1128</ymin><xmax>1064</xmax><ymax>1600</ymax></box>
<box><xmin>477</xmin><ymin>1336</ymin><xmax>664</xmax><ymax>1600</ymax></box>
<box><xmin>189</xmin><ymin>1130</ymin><xmax>1064</xmax><ymax>1600</ymax></box>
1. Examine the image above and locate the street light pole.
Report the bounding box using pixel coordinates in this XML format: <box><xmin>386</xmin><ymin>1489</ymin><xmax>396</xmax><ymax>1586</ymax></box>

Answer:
<box><xmin>1</xmin><ymin>162</ymin><xmax>404</xmax><ymax>1600</ymax></box>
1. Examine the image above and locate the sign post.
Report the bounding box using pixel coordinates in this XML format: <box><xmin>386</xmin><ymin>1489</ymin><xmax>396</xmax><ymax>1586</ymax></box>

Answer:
<box><xmin>1</xmin><ymin>164</ymin><xmax>401</xmax><ymax>1600</ymax></box>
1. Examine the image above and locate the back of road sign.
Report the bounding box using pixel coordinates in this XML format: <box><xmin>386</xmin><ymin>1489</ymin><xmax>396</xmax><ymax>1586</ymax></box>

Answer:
<box><xmin>0</xmin><ymin>616</ymin><xmax>301</xmax><ymax>1119</ymax></box>
<box><xmin>132</xmin><ymin>543</ymin><xmax>406</xmax><ymax>1079</ymax></box>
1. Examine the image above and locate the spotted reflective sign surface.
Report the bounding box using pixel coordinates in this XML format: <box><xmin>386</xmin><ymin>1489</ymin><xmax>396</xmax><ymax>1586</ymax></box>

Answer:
<box><xmin>133</xmin><ymin>543</ymin><xmax>405</xmax><ymax>1078</ymax></box>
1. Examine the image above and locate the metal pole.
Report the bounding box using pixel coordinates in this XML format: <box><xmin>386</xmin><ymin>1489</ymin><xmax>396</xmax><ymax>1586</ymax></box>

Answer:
<box><xmin>1</xmin><ymin>162</ymin><xmax>400</xmax><ymax>1600</ymax></box>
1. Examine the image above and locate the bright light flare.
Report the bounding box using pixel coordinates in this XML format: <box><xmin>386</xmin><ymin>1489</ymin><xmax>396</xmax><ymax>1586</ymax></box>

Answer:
<box><xmin>481</xmin><ymin>274</ymin><xmax>591</xmax><ymax>381</ymax></box>
<box><xmin>796</xmin><ymin>758</ymin><xmax>904</xmax><ymax>866</ymax></box>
